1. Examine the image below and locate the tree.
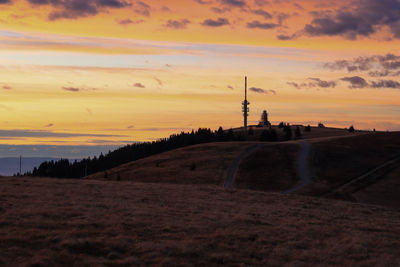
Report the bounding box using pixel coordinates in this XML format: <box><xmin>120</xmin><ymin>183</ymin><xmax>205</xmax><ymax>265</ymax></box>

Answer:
<box><xmin>349</xmin><ymin>125</ymin><xmax>355</xmax><ymax>132</ymax></box>
<box><xmin>283</xmin><ymin>125</ymin><xmax>292</xmax><ymax>140</ymax></box>
<box><xmin>295</xmin><ymin>127</ymin><xmax>301</xmax><ymax>139</ymax></box>
<box><xmin>304</xmin><ymin>125</ymin><xmax>311</xmax><ymax>132</ymax></box>
<box><xmin>278</xmin><ymin>122</ymin><xmax>285</xmax><ymax>128</ymax></box>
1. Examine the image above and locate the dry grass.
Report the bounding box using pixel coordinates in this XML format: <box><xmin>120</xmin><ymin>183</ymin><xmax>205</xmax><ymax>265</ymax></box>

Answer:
<box><xmin>302</xmin><ymin>132</ymin><xmax>400</xmax><ymax>196</ymax></box>
<box><xmin>86</xmin><ymin>142</ymin><xmax>255</xmax><ymax>185</ymax></box>
<box><xmin>353</xmin><ymin>166</ymin><xmax>400</xmax><ymax>209</ymax></box>
<box><xmin>1</xmin><ymin>177</ymin><xmax>400</xmax><ymax>266</ymax></box>
<box><xmin>234</xmin><ymin>143</ymin><xmax>300</xmax><ymax>192</ymax></box>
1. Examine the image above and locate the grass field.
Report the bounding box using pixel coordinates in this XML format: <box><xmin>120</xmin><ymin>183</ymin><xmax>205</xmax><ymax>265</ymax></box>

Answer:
<box><xmin>1</xmin><ymin>177</ymin><xmax>400</xmax><ymax>266</ymax></box>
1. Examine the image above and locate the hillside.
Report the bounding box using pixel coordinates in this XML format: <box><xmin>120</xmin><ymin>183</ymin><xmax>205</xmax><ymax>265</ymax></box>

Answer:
<box><xmin>1</xmin><ymin>177</ymin><xmax>400</xmax><ymax>266</ymax></box>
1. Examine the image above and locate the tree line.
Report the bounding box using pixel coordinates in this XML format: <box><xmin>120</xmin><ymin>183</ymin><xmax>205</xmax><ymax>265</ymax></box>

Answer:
<box><xmin>24</xmin><ymin>124</ymin><xmax>308</xmax><ymax>179</ymax></box>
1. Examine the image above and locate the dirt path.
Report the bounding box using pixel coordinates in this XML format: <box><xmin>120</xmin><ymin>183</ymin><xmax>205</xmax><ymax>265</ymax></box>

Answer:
<box><xmin>283</xmin><ymin>142</ymin><xmax>311</xmax><ymax>194</ymax></box>
<box><xmin>224</xmin><ymin>144</ymin><xmax>266</xmax><ymax>189</ymax></box>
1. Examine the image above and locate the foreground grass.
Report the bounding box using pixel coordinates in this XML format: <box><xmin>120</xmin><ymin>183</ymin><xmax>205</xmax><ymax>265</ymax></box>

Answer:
<box><xmin>1</xmin><ymin>177</ymin><xmax>400</xmax><ymax>266</ymax></box>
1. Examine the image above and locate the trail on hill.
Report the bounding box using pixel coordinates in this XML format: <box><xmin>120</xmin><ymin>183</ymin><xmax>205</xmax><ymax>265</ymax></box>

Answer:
<box><xmin>324</xmin><ymin>155</ymin><xmax>400</xmax><ymax>196</ymax></box>
<box><xmin>283</xmin><ymin>142</ymin><xmax>311</xmax><ymax>194</ymax></box>
<box><xmin>224</xmin><ymin>144</ymin><xmax>266</xmax><ymax>189</ymax></box>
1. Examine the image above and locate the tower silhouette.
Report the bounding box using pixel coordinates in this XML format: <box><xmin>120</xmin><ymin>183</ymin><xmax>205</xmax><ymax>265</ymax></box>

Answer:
<box><xmin>242</xmin><ymin>76</ymin><xmax>250</xmax><ymax>129</ymax></box>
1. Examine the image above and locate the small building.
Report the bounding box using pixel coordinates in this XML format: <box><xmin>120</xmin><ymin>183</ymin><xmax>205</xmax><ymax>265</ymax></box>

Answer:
<box><xmin>258</xmin><ymin>110</ymin><xmax>271</xmax><ymax>127</ymax></box>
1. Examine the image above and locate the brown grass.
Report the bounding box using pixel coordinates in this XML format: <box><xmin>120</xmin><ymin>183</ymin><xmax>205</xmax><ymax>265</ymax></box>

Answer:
<box><xmin>86</xmin><ymin>142</ymin><xmax>255</xmax><ymax>185</ymax></box>
<box><xmin>234</xmin><ymin>143</ymin><xmax>300</xmax><ymax>191</ymax></box>
<box><xmin>1</xmin><ymin>177</ymin><xmax>400</xmax><ymax>266</ymax></box>
<box><xmin>301</xmin><ymin>132</ymin><xmax>400</xmax><ymax>196</ymax></box>
<box><xmin>353</xmin><ymin>166</ymin><xmax>400</xmax><ymax>209</ymax></box>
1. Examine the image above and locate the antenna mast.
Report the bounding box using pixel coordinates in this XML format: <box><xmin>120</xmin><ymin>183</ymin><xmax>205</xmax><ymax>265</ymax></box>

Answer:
<box><xmin>242</xmin><ymin>76</ymin><xmax>250</xmax><ymax>129</ymax></box>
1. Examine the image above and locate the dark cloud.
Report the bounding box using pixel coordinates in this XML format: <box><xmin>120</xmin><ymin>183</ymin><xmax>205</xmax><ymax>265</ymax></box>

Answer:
<box><xmin>0</xmin><ymin>0</ymin><xmax>12</xmax><ymax>4</ymax></box>
<box><xmin>27</xmin><ymin>0</ymin><xmax>130</xmax><ymax>20</ymax></box>
<box><xmin>324</xmin><ymin>54</ymin><xmax>400</xmax><ymax>77</ymax></box>
<box><xmin>370</xmin><ymin>79</ymin><xmax>400</xmax><ymax>89</ymax></box>
<box><xmin>218</xmin><ymin>0</ymin><xmax>246</xmax><ymax>7</ymax></box>
<box><xmin>308</xmin><ymin>78</ymin><xmax>337</xmax><ymax>88</ymax></box>
<box><xmin>287</xmin><ymin>78</ymin><xmax>337</xmax><ymax>89</ymax></box>
<box><xmin>2</xmin><ymin>85</ymin><xmax>12</xmax><ymax>90</ymax></box>
<box><xmin>45</xmin><ymin>123</ymin><xmax>54</xmax><ymax>127</ymax></box>
<box><xmin>127</xmin><ymin>125</ymin><xmax>135</xmax><ymax>129</ymax></box>
<box><xmin>277</xmin><ymin>33</ymin><xmax>296</xmax><ymax>40</ymax></box>
<box><xmin>134</xmin><ymin>1</ymin><xmax>150</xmax><ymax>17</ymax></box>
<box><xmin>62</xmin><ymin>87</ymin><xmax>80</xmax><ymax>92</ymax></box>
<box><xmin>201</xmin><ymin>17</ymin><xmax>230</xmax><ymax>27</ymax></box>
<box><xmin>251</xmin><ymin>9</ymin><xmax>272</xmax><ymax>19</ymax></box>
<box><xmin>133</xmin><ymin>83</ymin><xmax>145</xmax><ymax>88</ymax></box>
<box><xmin>227</xmin><ymin>85</ymin><xmax>234</xmax><ymax>90</ymax></box>
<box><xmin>210</xmin><ymin>7</ymin><xmax>230</xmax><ymax>13</ymax></box>
<box><xmin>247</xmin><ymin>20</ymin><xmax>279</xmax><ymax>29</ymax></box>
<box><xmin>341</xmin><ymin>76</ymin><xmax>368</xmax><ymax>88</ymax></box>
<box><xmin>165</xmin><ymin>19</ymin><xmax>191</xmax><ymax>29</ymax></box>
<box><xmin>304</xmin><ymin>0</ymin><xmax>400</xmax><ymax>39</ymax></box>
<box><xmin>249</xmin><ymin>87</ymin><xmax>276</xmax><ymax>94</ymax></box>
<box><xmin>118</xmin><ymin>19</ymin><xmax>144</xmax><ymax>25</ymax></box>
<box><xmin>194</xmin><ymin>0</ymin><xmax>213</xmax><ymax>4</ymax></box>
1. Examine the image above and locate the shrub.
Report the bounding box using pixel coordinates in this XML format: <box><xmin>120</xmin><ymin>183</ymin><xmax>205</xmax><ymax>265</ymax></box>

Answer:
<box><xmin>349</xmin><ymin>125</ymin><xmax>355</xmax><ymax>132</ymax></box>
<box><xmin>304</xmin><ymin>125</ymin><xmax>311</xmax><ymax>132</ymax></box>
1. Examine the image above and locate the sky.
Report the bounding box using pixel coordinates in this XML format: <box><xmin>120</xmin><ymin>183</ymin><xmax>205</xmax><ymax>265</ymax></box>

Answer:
<box><xmin>0</xmin><ymin>0</ymin><xmax>400</xmax><ymax>156</ymax></box>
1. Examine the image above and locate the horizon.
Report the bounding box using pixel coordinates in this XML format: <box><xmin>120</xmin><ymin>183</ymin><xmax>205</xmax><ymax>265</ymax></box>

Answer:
<box><xmin>0</xmin><ymin>0</ymin><xmax>400</xmax><ymax>157</ymax></box>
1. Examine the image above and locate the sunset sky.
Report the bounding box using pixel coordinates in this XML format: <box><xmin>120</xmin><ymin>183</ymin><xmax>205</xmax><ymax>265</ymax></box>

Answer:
<box><xmin>1</xmin><ymin>0</ymin><xmax>400</xmax><ymax>156</ymax></box>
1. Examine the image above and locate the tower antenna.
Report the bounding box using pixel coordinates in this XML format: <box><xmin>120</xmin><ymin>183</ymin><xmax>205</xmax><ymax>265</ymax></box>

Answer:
<box><xmin>242</xmin><ymin>76</ymin><xmax>250</xmax><ymax>129</ymax></box>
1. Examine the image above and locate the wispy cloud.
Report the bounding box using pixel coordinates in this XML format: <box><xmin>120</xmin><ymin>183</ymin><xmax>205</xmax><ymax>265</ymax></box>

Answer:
<box><xmin>249</xmin><ymin>87</ymin><xmax>277</xmax><ymax>94</ymax></box>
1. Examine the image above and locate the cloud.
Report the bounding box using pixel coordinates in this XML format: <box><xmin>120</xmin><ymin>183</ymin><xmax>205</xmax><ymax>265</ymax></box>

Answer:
<box><xmin>251</xmin><ymin>9</ymin><xmax>272</xmax><ymax>19</ymax></box>
<box><xmin>44</xmin><ymin>123</ymin><xmax>54</xmax><ymax>127</ymax></box>
<box><xmin>194</xmin><ymin>0</ymin><xmax>212</xmax><ymax>4</ymax></box>
<box><xmin>227</xmin><ymin>85</ymin><xmax>234</xmax><ymax>90</ymax></box>
<box><xmin>287</xmin><ymin>78</ymin><xmax>336</xmax><ymax>89</ymax></box>
<box><xmin>0</xmin><ymin>0</ymin><xmax>12</xmax><ymax>4</ymax></box>
<box><xmin>254</xmin><ymin>0</ymin><xmax>268</xmax><ymax>7</ymax></box>
<box><xmin>133</xmin><ymin>82</ymin><xmax>145</xmax><ymax>88</ymax></box>
<box><xmin>27</xmin><ymin>0</ymin><xmax>131</xmax><ymax>20</ymax></box>
<box><xmin>0</xmin><ymin>129</ymin><xmax>126</xmax><ymax>138</ymax></box>
<box><xmin>2</xmin><ymin>85</ymin><xmax>12</xmax><ymax>90</ymax></box>
<box><xmin>324</xmin><ymin>54</ymin><xmax>400</xmax><ymax>77</ymax></box>
<box><xmin>127</xmin><ymin>125</ymin><xmax>135</xmax><ymax>129</ymax></box>
<box><xmin>308</xmin><ymin>78</ymin><xmax>336</xmax><ymax>88</ymax></box>
<box><xmin>134</xmin><ymin>1</ymin><xmax>151</xmax><ymax>17</ymax></box>
<box><xmin>211</xmin><ymin>7</ymin><xmax>231</xmax><ymax>13</ymax></box>
<box><xmin>247</xmin><ymin>20</ymin><xmax>279</xmax><ymax>29</ymax></box>
<box><xmin>62</xmin><ymin>86</ymin><xmax>80</xmax><ymax>92</ymax></box>
<box><xmin>249</xmin><ymin>87</ymin><xmax>276</xmax><ymax>94</ymax></box>
<box><xmin>218</xmin><ymin>0</ymin><xmax>246</xmax><ymax>8</ymax></box>
<box><xmin>118</xmin><ymin>19</ymin><xmax>144</xmax><ymax>25</ymax></box>
<box><xmin>370</xmin><ymin>79</ymin><xmax>400</xmax><ymax>89</ymax></box>
<box><xmin>161</xmin><ymin>5</ymin><xmax>171</xmax><ymax>12</ymax></box>
<box><xmin>165</xmin><ymin>19</ymin><xmax>191</xmax><ymax>29</ymax></box>
<box><xmin>340</xmin><ymin>76</ymin><xmax>368</xmax><ymax>88</ymax></box>
<box><xmin>277</xmin><ymin>33</ymin><xmax>297</xmax><ymax>40</ymax></box>
<box><xmin>303</xmin><ymin>0</ymin><xmax>400</xmax><ymax>39</ymax></box>
<box><xmin>201</xmin><ymin>17</ymin><xmax>230</xmax><ymax>27</ymax></box>
<box><xmin>154</xmin><ymin>77</ymin><xmax>163</xmax><ymax>86</ymax></box>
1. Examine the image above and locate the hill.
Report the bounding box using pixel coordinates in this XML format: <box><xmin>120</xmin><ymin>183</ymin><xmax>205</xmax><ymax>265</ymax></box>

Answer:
<box><xmin>1</xmin><ymin>177</ymin><xmax>399</xmax><ymax>266</ymax></box>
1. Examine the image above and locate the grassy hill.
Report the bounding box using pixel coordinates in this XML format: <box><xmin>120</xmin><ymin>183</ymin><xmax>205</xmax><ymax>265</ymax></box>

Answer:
<box><xmin>1</xmin><ymin>177</ymin><xmax>400</xmax><ymax>266</ymax></box>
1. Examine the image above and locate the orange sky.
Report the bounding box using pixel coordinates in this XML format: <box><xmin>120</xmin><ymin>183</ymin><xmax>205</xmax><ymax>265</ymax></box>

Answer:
<box><xmin>0</xmin><ymin>0</ymin><xmax>400</xmax><ymax>148</ymax></box>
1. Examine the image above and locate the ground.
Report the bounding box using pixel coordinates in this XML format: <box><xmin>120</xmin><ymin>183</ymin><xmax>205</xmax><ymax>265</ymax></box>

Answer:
<box><xmin>1</xmin><ymin>177</ymin><xmax>400</xmax><ymax>266</ymax></box>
